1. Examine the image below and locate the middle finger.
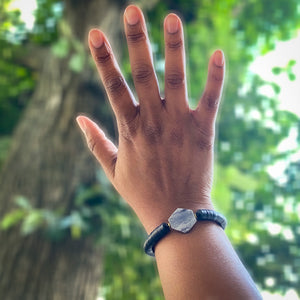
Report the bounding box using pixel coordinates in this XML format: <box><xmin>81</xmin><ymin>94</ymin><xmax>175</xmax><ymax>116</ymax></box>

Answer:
<box><xmin>164</xmin><ymin>13</ymin><xmax>189</xmax><ymax>114</ymax></box>
<box><xmin>124</xmin><ymin>5</ymin><xmax>162</xmax><ymax>115</ymax></box>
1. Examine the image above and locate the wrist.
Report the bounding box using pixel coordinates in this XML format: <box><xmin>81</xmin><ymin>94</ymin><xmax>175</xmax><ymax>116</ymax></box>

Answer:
<box><xmin>144</xmin><ymin>208</ymin><xmax>227</xmax><ymax>256</ymax></box>
<box><xmin>136</xmin><ymin>199</ymin><xmax>215</xmax><ymax>235</ymax></box>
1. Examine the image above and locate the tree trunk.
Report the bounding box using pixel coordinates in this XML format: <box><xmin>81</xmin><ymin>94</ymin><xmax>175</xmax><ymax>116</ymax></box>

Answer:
<box><xmin>0</xmin><ymin>0</ymin><xmax>124</xmax><ymax>299</ymax></box>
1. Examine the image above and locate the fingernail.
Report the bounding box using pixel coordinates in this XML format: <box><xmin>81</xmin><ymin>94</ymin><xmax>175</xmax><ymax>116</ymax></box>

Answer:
<box><xmin>166</xmin><ymin>14</ymin><xmax>179</xmax><ymax>34</ymax></box>
<box><xmin>89</xmin><ymin>29</ymin><xmax>103</xmax><ymax>48</ymax></box>
<box><xmin>214</xmin><ymin>50</ymin><xmax>224</xmax><ymax>67</ymax></box>
<box><xmin>125</xmin><ymin>5</ymin><xmax>140</xmax><ymax>25</ymax></box>
<box><xmin>76</xmin><ymin>116</ymin><xmax>87</xmax><ymax>134</ymax></box>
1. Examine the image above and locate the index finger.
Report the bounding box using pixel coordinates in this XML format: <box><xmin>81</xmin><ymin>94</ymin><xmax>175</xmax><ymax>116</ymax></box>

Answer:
<box><xmin>89</xmin><ymin>29</ymin><xmax>138</xmax><ymax>123</ymax></box>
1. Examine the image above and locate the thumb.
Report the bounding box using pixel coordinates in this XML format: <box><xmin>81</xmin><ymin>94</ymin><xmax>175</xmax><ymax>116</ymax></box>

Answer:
<box><xmin>76</xmin><ymin>115</ymin><xmax>118</xmax><ymax>179</ymax></box>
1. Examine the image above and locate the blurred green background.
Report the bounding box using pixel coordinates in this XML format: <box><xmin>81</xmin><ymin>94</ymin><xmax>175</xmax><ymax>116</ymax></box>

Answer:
<box><xmin>0</xmin><ymin>0</ymin><xmax>300</xmax><ymax>299</ymax></box>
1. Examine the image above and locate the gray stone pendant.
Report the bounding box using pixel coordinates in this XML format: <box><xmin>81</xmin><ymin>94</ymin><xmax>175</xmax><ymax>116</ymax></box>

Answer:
<box><xmin>168</xmin><ymin>208</ymin><xmax>197</xmax><ymax>233</ymax></box>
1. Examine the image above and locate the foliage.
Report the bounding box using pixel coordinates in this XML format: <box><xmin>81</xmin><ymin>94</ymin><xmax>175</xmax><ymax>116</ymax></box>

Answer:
<box><xmin>1</xmin><ymin>195</ymin><xmax>88</xmax><ymax>239</ymax></box>
<box><xmin>1</xmin><ymin>179</ymin><xmax>110</xmax><ymax>240</ymax></box>
<box><xmin>0</xmin><ymin>171</ymin><xmax>164</xmax><ymax>299</ymax></box>
<box><xmin>1</xmin><ymin>0</ymin><xmax>300</xmax><ymax>298</ymax></box>
<box><xmin>0</xmin><ymin>0</ymin><xmax>35</xmax><ymax>168</ymax></box>
<box><xmin>30</xmin><ymin>0</ymin><xmax>62</xmax><ymax>44</ymax></box>
<box><xmin>272</xmin><ymin>59</ymin><xmax>297</xmax><ymax>81</ymax></box>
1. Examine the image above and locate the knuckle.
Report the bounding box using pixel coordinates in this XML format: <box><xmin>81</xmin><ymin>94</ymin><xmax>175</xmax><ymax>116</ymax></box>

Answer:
<box><xmin>196</xmin><ymin>128</ymin><xmax>214</xmax><ymax>151</ymax></box>
<box><xmin>191</xmin><ymin>114</ymin><xmax>214</xmax><ymax>151</ymax></box>
<box><xmin>119</xmin><ymin>114</ymin><xmax>139</xmax><ymax>142</ymax></box>
<box><xmin>127</xmin><ymin>31</ymin><xmax>146</xmax><ymax>44</ymax></box>
<box><xmin>94</xmin><ymin>50</ymin><xmax>112</xmax><ymax>65</ymax></box>
<box><xmin>87</xmin><ymin>137</ymin><xmax>98</xmax><ymax>153</ymax></box>
<box><xmin>211</xmin><ymin>68</ymin><xmax>224</xmax><ymax>82</ymax></box>
<box><xmin>166</xmin><ymin>71</ymin><xmax>184</xmax><ymax>89</ymax></box>
<box><xmin>93</xmin><ymin>46</ymin><xmax>113</xmax><ymax>65</ymax></box>
<box><xmin>196</xmin><ymin>138</ymin><xmax>213</xmax><ymax>151</ymax></box>
<box><xmin>167</xmin><ymin>39</ymin><xmax>183</xmax><ymax>51</ymax></box>
<box><xmin>132</xmin><ymin>64</ymin><xmax>153</xmax><ymax>84</ymax></box>
<box><xmin>203</xmin><ymin>91</ymin><xmax>220</xmax><ymax>112</ymax></box>
<box><xmin>103</xmin><ymin>74</ymin><xmax>126</xmax><ymax>97</ymax></box>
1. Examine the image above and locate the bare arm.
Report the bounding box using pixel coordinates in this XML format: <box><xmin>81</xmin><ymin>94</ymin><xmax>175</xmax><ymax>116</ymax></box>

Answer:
<box><xmin>76</xmin><ymin>5</ymin><xmax>262</xmax><ymax>299</ymax></box>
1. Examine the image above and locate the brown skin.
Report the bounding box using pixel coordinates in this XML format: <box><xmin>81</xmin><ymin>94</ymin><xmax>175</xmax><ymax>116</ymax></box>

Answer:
<box><xmin>77</xmin><ymin>5</ymin><xmax>262</xmax><ymax>299</ymax></box>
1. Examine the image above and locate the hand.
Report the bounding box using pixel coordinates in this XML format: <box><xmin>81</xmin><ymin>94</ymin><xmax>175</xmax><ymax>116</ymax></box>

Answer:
<box><xmin>76</xmin><ymin>7</ymin><xmax>262</xmax><ymax>299</ymax></box>
<box><xmin>76</xmin><ymin>4</ymin><xmax>225</xmax><ymax>234</ymax></box>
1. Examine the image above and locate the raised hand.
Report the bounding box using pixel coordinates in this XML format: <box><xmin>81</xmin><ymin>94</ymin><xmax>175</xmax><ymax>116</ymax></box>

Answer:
<box><xmin>76</xmin><ymin>5</ymin><xmax>224</xmax><ymax>234</ymax></box>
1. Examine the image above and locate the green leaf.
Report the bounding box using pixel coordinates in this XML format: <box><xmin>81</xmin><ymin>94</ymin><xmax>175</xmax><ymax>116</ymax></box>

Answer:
<box><xmin>71</xmin><ymin>225</ymin><xmax>81</xmax><ymax>239</ymax></box>
<box><xmin>59</xmin><ymin>215</ymin><xmax>73</xmax><ymax>229</ymax></box>
<box><xmin>21</xmin><ymin>211</ymin><xmax>44</xmax><ymax>235</ymax></box>
<box><xmin>15</xmin><ymin>196</ymin><xmax>32</xmax><ymax>210</ymax></box>
<box><xmin>271</xmin><ymin>83</ymin><xmax>281</xmax><ymax>94</ymax></box>
<box><xmin>272</xmin><ymin>67</ymin><xmax>282</xmax><ymax>75</ymax></box>
<box><xmin>51</xmin><ymin>38</ymin><xmax>70</xmax><ymax>58</ymax></box>
<box><xmin>68</xmin><ymin>53</ymin><xmax>85</xmax><ymax>72</ymax></box>
<box><xmin>59</xmin><ymin>211</ymin><xmax>87</xmax><ymax>239</ymax></box>
<box><xmin>288</xmin><ymin>59</ymin><xmax>296</xmax><ymax>67</ymax></box>
<box><xmin>1</xmin><ymin>209</ymin><xmax>25</xmax><ymax>230</ymax></box>
<box><xmin>288</xmin><ymin>73</ymin><xmax>296</xmax><ymax>81</ymax></box>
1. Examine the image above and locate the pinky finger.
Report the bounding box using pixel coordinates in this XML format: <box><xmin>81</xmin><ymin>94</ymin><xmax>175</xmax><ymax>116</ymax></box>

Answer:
<box><xmin>194</xmin><ymin>50</ymin><xmax>225</xmax><ymax>129</ymax></box>
<box><xmin>76</xmin><ymin>116</ymin><xmax>118</xmax><ymax>179</ymax></box>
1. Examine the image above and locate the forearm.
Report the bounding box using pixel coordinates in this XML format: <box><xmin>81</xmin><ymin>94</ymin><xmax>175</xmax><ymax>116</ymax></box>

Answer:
<box><xmin>155</xmin><ymin>222</ymin><xmax>262</xmax><ymax>300</ymax></box>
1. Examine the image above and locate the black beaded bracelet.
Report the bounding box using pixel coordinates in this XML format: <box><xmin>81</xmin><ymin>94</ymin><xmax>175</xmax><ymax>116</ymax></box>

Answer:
<box><xmin>144</xmin><ymin>208</ymin><xmax>227</xmax><ymax>257</ymax></box>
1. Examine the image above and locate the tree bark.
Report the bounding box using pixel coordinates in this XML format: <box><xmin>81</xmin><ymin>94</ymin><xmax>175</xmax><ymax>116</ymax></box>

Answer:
<box><xmin>0</xmin><ymin>0</ymin><xmax>124</xmax><ymax>299</ymax></box>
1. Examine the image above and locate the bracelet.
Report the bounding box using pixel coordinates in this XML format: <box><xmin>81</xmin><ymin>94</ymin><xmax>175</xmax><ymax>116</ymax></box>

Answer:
<box><xmin>144</xmin><ymin>208</ymin><xmax>227</xmax><ymax>257</ymax></box>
